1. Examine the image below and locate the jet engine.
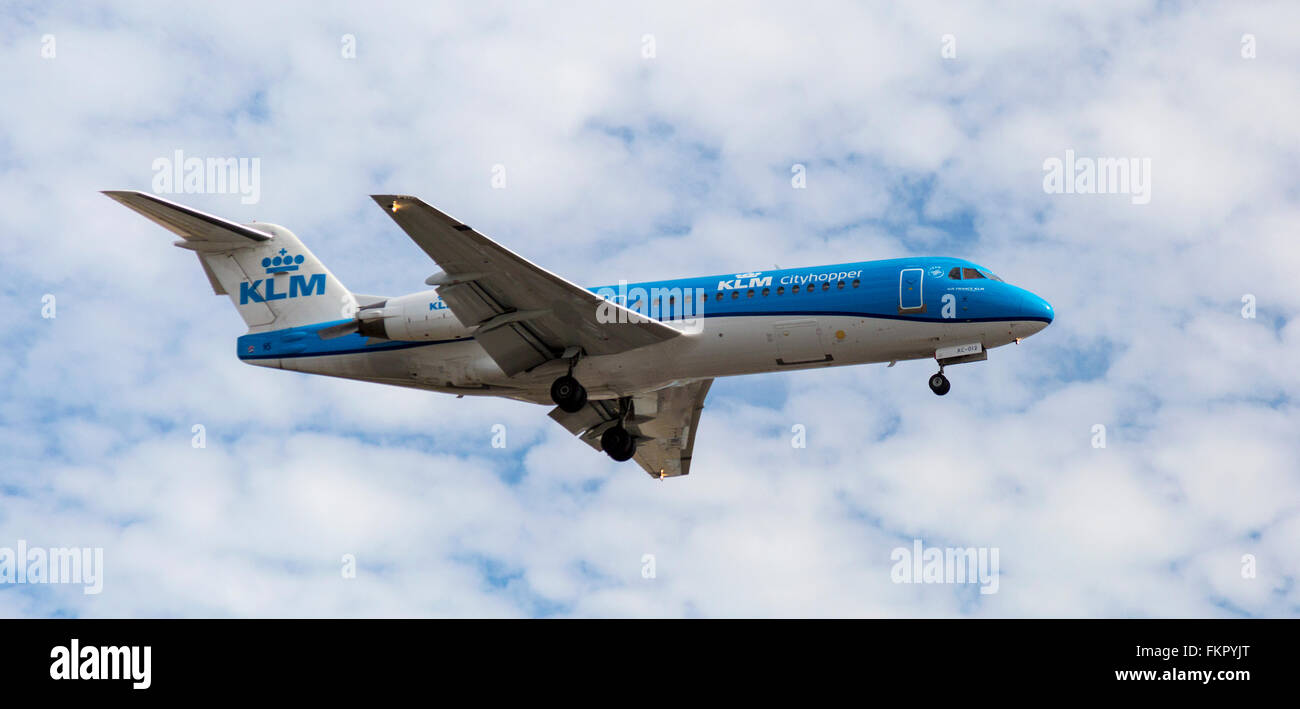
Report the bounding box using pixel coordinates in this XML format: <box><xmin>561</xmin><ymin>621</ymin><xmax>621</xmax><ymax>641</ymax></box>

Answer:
<box><xmin>319</xmin><ymin>290</ymin><xmax>471</xmax><ymax>342</ymax></box>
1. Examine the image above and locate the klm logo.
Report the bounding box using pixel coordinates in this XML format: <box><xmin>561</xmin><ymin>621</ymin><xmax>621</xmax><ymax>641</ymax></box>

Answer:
<box><xmin>429</xmin><ymin>301</ymin><xmax>448</xmax><ymax>311</ymax></box>
<box><xmin>262</xmin><ymin>248</ymin><xmax>303</xmax><ymax>274</ymax></box>
<box><xmin>240</xmin><ymin>274</ymin><xmax>324</xmax><ymax>303</ymax></box>
<box><xmin>717</xmin><ymin>272</ymin><xmax>772</xmax><ymax>290</ymax></box>
<box><xmin>240</xmin><ymin>249</ymin><xmax>324</xmax><ymax>304</ymax></box>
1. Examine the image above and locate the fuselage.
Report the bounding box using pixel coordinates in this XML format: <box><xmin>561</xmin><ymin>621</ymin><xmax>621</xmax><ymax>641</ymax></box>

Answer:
<box><xmin>237</xmin><ymin>256</ymin><xmax>1053</xmax><ymax>403</ymax></box>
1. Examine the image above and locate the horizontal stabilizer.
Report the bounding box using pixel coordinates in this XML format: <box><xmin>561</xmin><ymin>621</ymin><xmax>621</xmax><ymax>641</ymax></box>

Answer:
<box><xmin>102</xmin><ymin>190</ymin><xmax>272</xmax><ymax>246</ymax></box>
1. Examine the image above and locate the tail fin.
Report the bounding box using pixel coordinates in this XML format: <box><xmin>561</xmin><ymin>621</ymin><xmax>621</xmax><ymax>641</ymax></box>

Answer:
<box><xmin>103</xmin><ymin>191</ymin><xmax>356</xmax><ymax>332</ymax></box>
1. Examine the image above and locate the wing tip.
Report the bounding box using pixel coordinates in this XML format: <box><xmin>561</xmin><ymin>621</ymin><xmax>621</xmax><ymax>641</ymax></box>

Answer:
<box><xmin>371</xmin><ymin>194</ymin><xmax>421</xmax><ymax>215</ymax></box>
<box><xmin>370</xmin><ymin>195</ymin><xmax>469</xmax><ymax>228</ymax></box>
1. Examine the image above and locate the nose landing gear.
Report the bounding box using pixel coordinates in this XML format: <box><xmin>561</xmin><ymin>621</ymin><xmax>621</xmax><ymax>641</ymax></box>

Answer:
<box><xmin>928</xmin><ymin>370</ymin><xmax>951</xmax><ymax>396</ymax></box>
<box><xmin>927</xmin><ymin>342</ymin><xmax>986</xmax><ymax>396</ymax></box>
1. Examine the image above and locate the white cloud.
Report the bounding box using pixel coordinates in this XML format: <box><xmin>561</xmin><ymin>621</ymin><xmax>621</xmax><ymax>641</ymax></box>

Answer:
<box><xmin>0</xmin><ymin>0</ymin><xmax>1296</xmax><ymax>618</ymax></box>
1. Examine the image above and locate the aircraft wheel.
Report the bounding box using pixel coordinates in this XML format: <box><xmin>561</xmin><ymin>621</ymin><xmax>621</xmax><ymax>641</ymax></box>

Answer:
<box><xmin>928</xmin><ymin>373</ymin><xmax>951</xmax><ymax>396</ymax></box>
<box><xmin>551</xmin><ymin>375</ymin><xmax>588</xmax><ymax>413</ymax></box>
<box><xmin>601</xmin><ymin>425</ymin><xmax>637</xmax><ymax>462</ymax></box>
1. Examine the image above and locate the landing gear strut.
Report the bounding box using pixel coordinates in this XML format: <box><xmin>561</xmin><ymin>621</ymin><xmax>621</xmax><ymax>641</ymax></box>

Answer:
<box><xmin>928</xmin><ymin>370</ymin><xmax>951</xmax><ymax>396</ymax></box>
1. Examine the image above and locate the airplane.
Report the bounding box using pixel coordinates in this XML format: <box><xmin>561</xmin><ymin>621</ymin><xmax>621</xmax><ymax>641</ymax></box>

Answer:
<box><xmin>103</xmin><ymin>190</ymin><xmax>1054</xmax><ymax>479</ymax></box>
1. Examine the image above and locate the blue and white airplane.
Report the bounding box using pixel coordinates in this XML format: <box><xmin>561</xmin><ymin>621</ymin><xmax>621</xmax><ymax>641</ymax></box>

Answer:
<box><xmin>104</xmin><ymin>191</ymin><xmax>1053</xmax><ymax>479</ymax></box>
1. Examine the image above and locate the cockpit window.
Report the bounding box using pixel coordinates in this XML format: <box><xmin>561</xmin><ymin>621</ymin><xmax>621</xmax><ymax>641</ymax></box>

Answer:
<box><xmin>961</xmin><ymin>268</ymin><xmax>985</xmax><ymax>280</ymax></box>
<box><xmin>981</xmin><ymin>270</ymin><xmax>1004</xmax><ymax>282</ymax></box>
<box><xmin>948</xmin><ymin>267</ymin><xmax>962</xmax><ymax>279</ymax></box>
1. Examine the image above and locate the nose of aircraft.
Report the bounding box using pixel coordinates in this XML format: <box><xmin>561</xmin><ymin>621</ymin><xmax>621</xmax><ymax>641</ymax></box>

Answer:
<box><xmin>1019</xmin><ymin>291</ymin><xmax>1054</xmax><ymax>334</ymax></box>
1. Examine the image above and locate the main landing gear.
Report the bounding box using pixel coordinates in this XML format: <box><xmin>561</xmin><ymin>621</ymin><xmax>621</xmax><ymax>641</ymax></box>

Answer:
<box><xmin>600</xmin><ymin>423</ymin><xmax>637</xmax><ymax>462</ymax></box>
<box><xmin>550</xmin><ymin>377</ymin><xmax>637</xmax><ymax>462</ymax></box>
<box><xmin>598</xmin><ymin>396</ymin><xmax>639</xmax><ymax>462</ymax></box>
<box><xmin>550</xmin><ymin>375</ymin><xmax>587</xmax><ymax>413</ymax></box>
<box><xmin>548</xmin><ymin>351</ymin><xmax>638</xmax><ymax>462</ymax></box>
<box><xmin>928</xmin><ymin>369</ymin><xmax>951</xmax><ymax>396</ymax></box>
<box><xmin>550</xmin><ymin>351</ymin><xmax>589</xmax><ymax>413</ymax></box>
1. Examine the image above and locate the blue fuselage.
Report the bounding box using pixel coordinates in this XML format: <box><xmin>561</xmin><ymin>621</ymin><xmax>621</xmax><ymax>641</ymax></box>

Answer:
<box><xmin>236</xmin><ymin>255</ymin><xmax>1053</xmax><ymax>403</ymax></box>
<box><xmin>589</xmin><ymin>256</ymin><xmax>1053</xmax><ymax>327</ymax></box>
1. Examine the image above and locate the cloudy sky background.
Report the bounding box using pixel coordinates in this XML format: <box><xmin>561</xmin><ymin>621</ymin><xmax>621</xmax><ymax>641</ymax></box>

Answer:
<box><xmin>1</xmin><ymin>0</ymin><xmax>1297</xmax><ymax>617</ymax></box>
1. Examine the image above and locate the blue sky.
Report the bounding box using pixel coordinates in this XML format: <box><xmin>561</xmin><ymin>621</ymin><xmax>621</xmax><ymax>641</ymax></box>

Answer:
<box><xmin>0</xmin><ymin>0</ymin><xmax>1297</xmax><ymax>617</ymax></box>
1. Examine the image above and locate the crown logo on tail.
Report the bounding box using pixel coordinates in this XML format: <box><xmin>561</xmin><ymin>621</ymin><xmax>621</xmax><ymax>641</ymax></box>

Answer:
<box><xmin>262</xmin><ymin>248</ymin><xmax>304</xmax><ymax>274</ymax></box>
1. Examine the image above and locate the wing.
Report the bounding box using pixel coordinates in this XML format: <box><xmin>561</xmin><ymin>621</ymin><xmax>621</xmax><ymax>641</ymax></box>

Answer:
<box><xmin>549</xmin><ymin>379</ymin><xmax>713</xmax><ymax>478</ymax></box>
<box><xmin>371</xmin><ymin>195</ymin><xmax>681</xmax><ymax>376</ymax></box>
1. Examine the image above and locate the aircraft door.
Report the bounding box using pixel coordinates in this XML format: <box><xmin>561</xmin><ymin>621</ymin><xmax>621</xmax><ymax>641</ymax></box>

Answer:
<box><xmin>898</xmin><ymin>268</ymin><xmax>925</xmax><ymax>313</ymax></box>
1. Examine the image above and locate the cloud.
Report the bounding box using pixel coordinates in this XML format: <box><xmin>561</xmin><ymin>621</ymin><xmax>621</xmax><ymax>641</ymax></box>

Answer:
<box><xmin>0</xmin><ymin>0</ymin><xmax>1296</xmax><ymax>617</ymax></box>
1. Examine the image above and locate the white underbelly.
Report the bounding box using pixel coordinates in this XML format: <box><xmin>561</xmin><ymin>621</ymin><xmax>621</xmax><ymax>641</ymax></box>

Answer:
<box><xmin>275</xmin><ymin>315</ymin><xmax>1031</xmax><ymax>402</ymax></box>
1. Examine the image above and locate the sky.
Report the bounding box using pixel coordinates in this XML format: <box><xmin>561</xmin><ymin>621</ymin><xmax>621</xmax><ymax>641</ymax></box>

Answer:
<box><xmin>0</xmin><ymin>0</ymin><xmax>1297</xmax><ymax>617</ymax></box>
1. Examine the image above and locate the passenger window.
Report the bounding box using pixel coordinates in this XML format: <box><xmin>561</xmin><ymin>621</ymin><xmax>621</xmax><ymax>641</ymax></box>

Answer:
<box><xmin>746</xmin><ymin>289</ymin><xmax>754</xmax><ymax>298</ymax></box>
<box><xmin>836</xmin><ymin>281</ymin><xmax>844</xmax><ymax>290</ymax></box>
<box><xmin>962</xmin><ymin>268</ymin><xmax>985</xmax><ymax>279</ymax></box>
<box><xmin>715</xmin><ymin>292</ymin><xmax>723</xmax><ymax>301</ymax></box>
<box><xmin>777</xmin><ymin>286</ymin><xmax>784</xmax><ymax>295</ymax></box>
<box><xmin>761</xmin><ymin>287</ymin><xmax>770</xmax><ymax>296</ymax></box>
<box><xmin>852</xmin><ymin>279</ymin><xmax>860</xmax><ymax>288</ymax></box>
<box><xmin>731</xmin><ymin>291</ymin><xmax>739</xmax><ymax>299</ymax></box>
<box><xmin>948</xmin><ymin>267</ymin><xmax>961</xmax><ymax>279</ymax></box>
<box><xmin>821</xmin><ymin>282</ymin><xmax>830</xmax><ymax>291</ymax></box>
<box><xmin>792</xmin><ymin>285</ymin><xmax>800</xmax><ymax>293</ymax></box>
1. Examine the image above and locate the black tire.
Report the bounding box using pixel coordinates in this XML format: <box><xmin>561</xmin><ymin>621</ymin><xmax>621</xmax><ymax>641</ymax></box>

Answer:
<box><xmin>551</xmin><ymin>375</ymin><xmax>587</xmax><ymax>413</ymax></box>
<box><xmin>601</xmin><ymin>426</ymin><xmax>637</xmax><ymax>462</ymax></box>
<box><xmin>928</xmin><ymin>373</ymin><xmax>951</xmax><ymax>396</ymax></box>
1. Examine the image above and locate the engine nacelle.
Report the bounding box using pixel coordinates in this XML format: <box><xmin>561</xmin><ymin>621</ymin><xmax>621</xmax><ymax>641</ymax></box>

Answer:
<box><xmin>356</xmin><ymin>290</ymin><xmax>471</xmax><ymax>341</ymax></box>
